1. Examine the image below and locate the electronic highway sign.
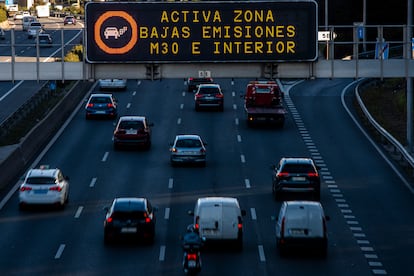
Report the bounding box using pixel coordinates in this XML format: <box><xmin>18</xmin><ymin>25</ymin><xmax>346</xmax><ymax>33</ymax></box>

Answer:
<box><xmin>85</xmin><ymin>1</ymin><xmax>318</xmax><ymax>63</ymax></box>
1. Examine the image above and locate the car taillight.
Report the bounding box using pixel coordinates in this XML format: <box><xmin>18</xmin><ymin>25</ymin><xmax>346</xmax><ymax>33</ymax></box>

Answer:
<box><xmin>116</xmin><ymin>129</ymin><xmax>126</xmax><ymax>135</ymax></box>
<box><xmin>49</xmin><ymin>186</ymin><xmax>62</xmax><ymax>192</ymax></box>
<box><xmin>237</xmin><ymin>216</ymin><xmax>243</xmax><ymax>229</ymax></box>
<box><xmin>200</xmin><ymin>148</ymin><xmax>205</xmax><ymax>153</ymax></box>
<box><xmin>106</xmin><ymin>217</ymin><xmax>113</xmax><ymax>223</ymax></box>
<box><xmin>187</xmin><ymin>253</ymin><xmax>197</xmax><ymax>261</ymax></box>
<box><xmin>107</xmin><ymin>103</ymin><xmax>114</xmax><ymax>108</ymax></box>
<box><xmin>195</xmin><ymin>94</ymin><xmax>203</xmax><ymax>99</ymax></box>
<box><xmin>215</xmin><ymin>94</ymin><xmax>224</xmax><ymax>98</ymax></box>
<box><xmin>308</xmin><ymin>172</ymin><xmax>319</xmax><ymax>177</ymax></box>
<box><xmin>87</xmin><ymin>103</ymin><xmax>94</xmax><ymax>108</ymax></box>
<box><xmin>195</xmin><ymin>216</ymin><xmax>199</xmax><ymax>231</ymax></box>
<box><xmin>145</xmin><ymin>217</ymin><xmax>151</xmax><ymax>223</ymax></box>
<box><xmin>277</xmin><ymin>172</ymin><xmax>289</xmax><ymax>178</ymax></box>
<box><xmin>20</xmin><ymin>186</ymin><xmax>32</xmax><ymax>192</ymax></box>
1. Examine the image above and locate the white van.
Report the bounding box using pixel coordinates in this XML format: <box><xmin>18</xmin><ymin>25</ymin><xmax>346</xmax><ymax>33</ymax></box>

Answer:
<box><xmin>189</xmin><ymin>197</ymin><xmax>246</xmax><ymax>249</ymax></box>
<box><xmin>275</xmin><ymin>201</ymin><xmax>329</xmax><ymax>256</ymax></box>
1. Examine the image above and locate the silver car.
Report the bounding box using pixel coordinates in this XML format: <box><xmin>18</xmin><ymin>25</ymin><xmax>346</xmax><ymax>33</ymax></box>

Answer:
<box><xmin>170</xmin><ymin>135</ymin><xmax>207</xmax><ymax>166</ymax></box>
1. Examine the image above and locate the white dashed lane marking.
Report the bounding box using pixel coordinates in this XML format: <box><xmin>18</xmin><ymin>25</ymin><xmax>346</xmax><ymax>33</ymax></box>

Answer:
<box><xmin>284</xmin><ymin>91</ymin><xmax>388</xmax><ymax>275</ymax></box>
<box><xmin>89</xmin><ymin>177</ymin><xmax>97</xmax><ymax>188</ymax></box>
<box><xmin>54</xmin><ymin>244</ymin><xmax>66</xmax><ymax>259</ymax></box>
<box><xmin>101</xmin><ymin>152</ymin><xmax>109</xmax><ymax>162</ymax></box>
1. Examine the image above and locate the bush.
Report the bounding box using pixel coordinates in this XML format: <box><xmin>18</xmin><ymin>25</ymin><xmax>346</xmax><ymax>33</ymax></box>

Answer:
<box><xmin>64</xmin><ymin>44</ymin><xmax>84</xmax><ymax>62</ymax></box>
<box><xmin>0</xmin><ymin>6</ymin><xmax>8</xmax><ymax>23</ymax></box>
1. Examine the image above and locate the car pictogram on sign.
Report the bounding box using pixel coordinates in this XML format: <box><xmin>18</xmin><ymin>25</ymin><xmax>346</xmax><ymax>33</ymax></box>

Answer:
<box><xmin>104</xmin><ymin>27</ymin><xmax>120</xmax><ymax>39</ymax></box>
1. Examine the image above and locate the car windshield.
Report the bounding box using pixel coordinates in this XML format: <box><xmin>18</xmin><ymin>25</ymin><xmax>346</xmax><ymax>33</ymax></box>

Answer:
<box><xmin>119</xmin><ymin>121</ymin><xmax>144</xmax><ymax>129</ymax></box>
<box><xmin>282</xmin><ymin>164</ymin><xmax>315</xmax><ymax>173</ymax></box>
<box><xmin>176</xmin><ymin>139</ymin><xmax>201</xmax><ymax>148</ymax></box>
<box><xmin>26</xmin><ymin>177</ymin><xmax>56</xmax><ymax>184</ymax></box>
<box><xmin>90</xmin><ymin>97</ymin><xmax>111</xmax><ymax>104</ymax></box>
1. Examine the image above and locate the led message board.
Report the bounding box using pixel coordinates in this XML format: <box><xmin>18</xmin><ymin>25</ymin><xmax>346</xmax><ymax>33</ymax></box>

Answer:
<box><xmin>85</xmin><ymin>1</ymin><xmax>318</xmax><ymax>63</ymax></box>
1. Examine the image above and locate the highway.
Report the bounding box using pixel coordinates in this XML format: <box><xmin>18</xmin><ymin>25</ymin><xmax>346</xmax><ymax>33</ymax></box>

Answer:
<box><xmin>0</xmin><ymin>78</ymin><xmax>412</xmax><ymax>275</ymax></box>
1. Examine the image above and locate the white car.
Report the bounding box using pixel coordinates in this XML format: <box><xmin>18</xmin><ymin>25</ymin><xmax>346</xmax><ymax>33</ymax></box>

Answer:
<box><xmin>170</xmin><ymin>134</ymin><xmax>207</xmax><ymax>166</ymax></box>
<box><xmin>275</xmin><ymin>201</ymin><xmax>329</xmax><ymax>256</ymax></box>
<box><xmin>98</xmin><ymin>79</ymin><xmax>127</xmax><ymax>90</ymax></box>
<box><xmin>19</xmin><ymin>165</ymin><xmax>70</xmax><ymax>210</ymax></box>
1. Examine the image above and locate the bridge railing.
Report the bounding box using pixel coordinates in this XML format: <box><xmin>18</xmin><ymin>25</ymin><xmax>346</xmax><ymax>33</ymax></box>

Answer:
<box><xmin>0</xmin><ymin>24</ymin><xmax>412</xmax><ymax>80</ymax></box>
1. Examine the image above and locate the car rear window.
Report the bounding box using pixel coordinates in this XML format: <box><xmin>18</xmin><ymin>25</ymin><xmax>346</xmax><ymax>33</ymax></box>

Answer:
<box><xmin>119</xmin><ymin>120</ymin><xmax>144</xmax><ymax>129</ymax></box>
<box><xmin>111</xmin><ymin>211</ymin><xmax>147</xmax><ymax>220</ymax></box>
<box><xmin>26</xmin><ymin>177</ymin><xmax>56</xmax><ymax>184</ymax></box>
<box><xmin>176</xmin><ymin>139</ymin><xmax>201</xmax><ymax>147</ymax></box>
<box><xmin>90</xmin><ymin>97</ymin><xmax>111</xmax><ymax>104</ymax></box>
<box><xmin>282</xmin><ymin>164</ymin><xmax>315</xmax><ymax>173</ymax></box>
<box><xmin>198</xmin><ymin>87</ymin><xmax>220</xmax><ymax>94</ymax></box>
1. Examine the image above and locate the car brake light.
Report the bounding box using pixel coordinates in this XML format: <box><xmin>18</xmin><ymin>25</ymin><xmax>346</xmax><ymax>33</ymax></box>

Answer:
<box><xmin>145</xmin><ymin>217</ymin><xmax>151</xmax><ymax>223</ymax></box>
<box><xmin>237</xmin><ymin>216</ymin><xmax>243</xmax><ymax>229</ymax></box>
<box><xmin>195</xmin><ymin>94</ymin><xmax>203</xmax><ymax>99</ymax></box>
<box><xmin>215</xmin><ymin>94</ymin><xmax>224</xmax><ymax>98</ymax></box>
<box><xmin>49</xmin><ymin>186</ymin><xmax>62</xmax><ymax>192</ymax></box>
<box><xmin>20</xmin><ymin>186</ymin><xmax>32</xmax><ymax>192</ymax></box>
<box><xmin>195</xmin><ymin>216</ymin><xmax>199</xmax><ymax>231</ymax></box>
<box><xmin>277</xmin><ymin>172</ymin><xmax>289</xmax><ymax>177</ymax></box>
<box><xmin>106</xmin><ymin>217</ymin><xmax>113</xmax><ymax>223</ymax></box>
<box><xmin>107</xmin><ymin>103</ymin><xmax>114</xmax><ymax>108</ymax></box>
<box><xmin>187</xmin><ymin>253</ymin><xmax>197</xmax><ymax>261</ymax></box>
<box><xmin>308</xmin><ymin>172</ymin><xmax>319</xmax><ymax>177</ymax></box>
<box><xmin>87</xmin><ymin>103</ymin><xmax>94</xmax><ymax>108</ymax></box>
<box><xmin>116</xmin><ymin>129</ymin><xmax>126</xmax><ymax>135</ymax></box>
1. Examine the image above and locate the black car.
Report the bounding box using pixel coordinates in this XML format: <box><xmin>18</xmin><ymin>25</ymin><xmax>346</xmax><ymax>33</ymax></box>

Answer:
<box><xmin>104</xmin><ymin>197</ymin><xmax>157</xmax><ymax>244</ymax></box>
<box><xmin>194</xmin><ymin>84</ymin><xmax>224</xmax><ymax>111</ymax></box>
<box><xmin>187</xmin><ymin>77</ymin><xmax>214</xmax><ymax>92</ymax></box>
<box><xmin>272</xmin><ymin>157</ymin><xmax>321</xmax><ymax>201</ymax></box>
<box><xmin>85</xmin><ymin>93</ymin><xmax>118</xmax><ymax>119</ymax></box>
<box><xmin>113</xmin><ymin>116</ymin><xmax>154</xmax><ymax>150</ymax></box>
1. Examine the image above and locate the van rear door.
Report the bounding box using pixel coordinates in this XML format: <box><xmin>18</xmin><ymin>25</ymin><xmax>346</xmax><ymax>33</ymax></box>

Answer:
<box><xmin>221</xmin><ymin>205</ymin><xmax>239</xmax><ymax>240</ymax></box>
<box><xmin>199</xmin><ymin>204</ymin><xmax>223</xmax><ymax>239</ymax></box>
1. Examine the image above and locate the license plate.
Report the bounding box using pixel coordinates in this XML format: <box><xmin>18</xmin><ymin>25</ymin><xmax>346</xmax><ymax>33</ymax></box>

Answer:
<box><xmin>126</xmin><ymin>129</ymin><xmax>137</xmax><ymax>134</ymax></box>
<box><xmin>204</xmin><ymin>97</ymin><xmax>214</xmax><ymax>100</ymax></box>
<box><xmin>121</xmin><ymin>227</ymin><xmax>137</xmax><ymax>233</ymax></box>
<box><xmin>95</xmin><ymin>111</ymin><xmax>106</xmax><ymax>114</ymax></box>
<box><xmin>290</xmin><ymin>229</ymin><xmax>305</xmax><ymax>235</ymax></box>
<box><xmin>34</xmin><ymin>189</ymin><xmax>48</xmax><ymax>194</ymax></box>
<box><xmin>202</xmin><ymin>229</ymin><xmax>217</xmax><ymax>235</ymax></box>
<box><xmin>292</xmin><ymin>176</ymin><xmax>306</xmax><ymax>181</ymax></box>
<box><xmin>188</xmin><ymin>260</ymin><xmax>196</xmax><ymax>268</ymax></box>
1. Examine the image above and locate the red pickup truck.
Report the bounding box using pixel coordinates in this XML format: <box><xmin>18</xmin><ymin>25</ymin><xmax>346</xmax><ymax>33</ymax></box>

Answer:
<box><xmin>244</xmin><ymin>80</ymin><xmax>286</xmax><ymax>127</ymax></box>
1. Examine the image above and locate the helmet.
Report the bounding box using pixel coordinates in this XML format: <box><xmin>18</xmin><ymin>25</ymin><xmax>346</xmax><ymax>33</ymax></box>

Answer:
<box><xmin>186</xmin><ymin>224</ymin><xmax>196</xmax><ymax>233</ymax></box>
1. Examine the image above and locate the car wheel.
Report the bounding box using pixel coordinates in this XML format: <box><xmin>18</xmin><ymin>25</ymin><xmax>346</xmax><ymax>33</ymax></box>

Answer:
<box><xmin>18</xmin><ymin>203</ymin><xmax>26</xmax><ymax>211</ymax></box>
<box><xmin>113</xmin><ymin>143</ymin><xmax>120</xmax><ymax>151</ymax></box>
<box><xmin>274</xmin><ymin>190</ymin><xmax>282</xmax><ymax>201</ymax></box>
<box><xmin>195</xmin><ymin>104</ymin><xmax>200</xmax><ymax>111</ymax></box>
<box><xmin>145</xmin><ymin>141</ymin><xmax>151</xmax><ymax>150</ymax></box>
<box><xmin>314</xmin><ymin>190</ymin><xmax>321</xmax><ymax>201</ymax></box>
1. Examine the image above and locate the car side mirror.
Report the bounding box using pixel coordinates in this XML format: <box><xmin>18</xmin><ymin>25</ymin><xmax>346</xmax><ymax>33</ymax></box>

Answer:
<box><xmin>241</xmin><ymin>210</ymin><xmax>247</xmax><ymax>216</ymax></box>
<box><xmin>325</xmin><ymin>215</ymin><xmax>330</xmax><ymax>221</ymax></box>
<box><xmin>188</xmin><ymin>210</ymin><xmax>194</xmax><ymax>216</ymax></box>
<box><xmin>149</xmin><ymin>123</ymin><xmax>154</xmax><ymax>127</ymax></box>
<box><xmin>153</xmin><ymin>206</ymin><xmax>159</xmax><ymax>212</ymax></box>
<box><xmin>65</xmin><ymin>176</ymin><xmax>70</xmax><ymax>181</ymax></box>
<box><xmin>270</xmin><ymin>164</ymin><xmax>276</xmax><ymax>170</ymax></box>
<box><xmin>103</xmin><ymin>207</ymin><xmax>109</xmax><ymax>212</ymax></box>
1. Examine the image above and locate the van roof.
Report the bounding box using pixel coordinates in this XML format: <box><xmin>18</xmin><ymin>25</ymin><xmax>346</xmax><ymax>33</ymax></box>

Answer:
<box><xmin>284</xmin><ymin>201</ymin><xmax>324</xmax><ymax>218</ymax></box>
<box><xmin>196</xmin><ymin>197</ymin><xmax>239</xmax><ymax>206</ymax></box>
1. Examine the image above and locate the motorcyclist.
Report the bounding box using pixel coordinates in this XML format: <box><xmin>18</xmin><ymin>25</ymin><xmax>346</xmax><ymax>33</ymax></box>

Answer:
<box><xmin>182</xmin><ymin>224</ymin><xmax>203</xmax><ymax>274</ymax></box>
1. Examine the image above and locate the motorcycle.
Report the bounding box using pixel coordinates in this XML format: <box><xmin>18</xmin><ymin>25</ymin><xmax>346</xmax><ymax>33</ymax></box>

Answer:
<box><xmin>182</xmin><ymin>225</ymin><xmax>204</xmax><ymax>275</ymax></box>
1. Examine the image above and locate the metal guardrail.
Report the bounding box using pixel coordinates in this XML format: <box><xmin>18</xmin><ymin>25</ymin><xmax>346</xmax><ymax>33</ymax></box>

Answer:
<box><xmin>0</xmin><ymin>81</ymin><xmax>49</xmax><ymax>141</ymax></box>
<box><xmin>356</xmin><ymin>80</ymin><xmax>414</xmax><ymax>171</ymax></box>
